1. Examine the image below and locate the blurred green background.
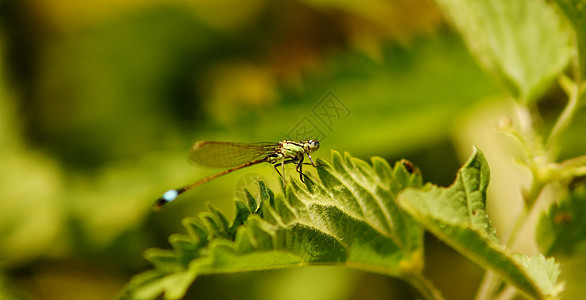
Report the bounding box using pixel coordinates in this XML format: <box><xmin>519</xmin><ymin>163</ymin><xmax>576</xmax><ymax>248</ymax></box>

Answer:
<box><xmin>3</xmin><ymin>0</ymin><xmax>575</xmax><ymax>299</ymax></box>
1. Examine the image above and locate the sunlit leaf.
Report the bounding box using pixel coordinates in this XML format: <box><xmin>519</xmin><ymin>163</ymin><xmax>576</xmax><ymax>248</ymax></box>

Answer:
<box><xmin>435</xmin><ymin>0</ymin><xmax>571</xmax><ymax>103</ymax></box>
<box><xmin>555</xmin><ymin>0</ymin><xmax>586</xmax><ymax>80</ymax></box>
<box><xmin>121</xmin><ymin>151</ymin><xmax>424</xmax><ymax>299</ymax></box>
<box><xmin>399</xmin><ymin>148</ymin><xmax>562</xmax><ymax>299</ymax></box>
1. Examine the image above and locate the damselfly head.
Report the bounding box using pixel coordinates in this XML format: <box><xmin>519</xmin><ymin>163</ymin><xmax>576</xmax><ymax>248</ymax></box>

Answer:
<box><xmin>305</xmin><ymin>139</ymin><xmax>320</xmax><ymax>152</ymax></box>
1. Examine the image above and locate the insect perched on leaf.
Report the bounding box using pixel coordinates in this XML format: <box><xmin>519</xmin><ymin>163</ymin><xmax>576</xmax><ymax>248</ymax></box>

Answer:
<box><xmin>153</xmin><ymin>139</ymin><xmax>320</xmax><ymax>210</ymax></box>
<box><xmin>400</xmin><ymin>159</ymin><xmax>419</xmax><ymax>174</ymax></box>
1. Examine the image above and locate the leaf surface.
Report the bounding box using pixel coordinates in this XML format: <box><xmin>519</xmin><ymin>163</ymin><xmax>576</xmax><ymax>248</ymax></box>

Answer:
<box><xmin>399</xmin><ymin>149</ymin><xmax>561</xmax><ymax>299</ymax></box>
<box><xmin>121</xmin><ymin>151</ymin><xmax>424</xmax><ymax>299</ymax></box>
<box><xmin>435</xmin><ymin>0</ymin><xmax>571</xmax><ymax>103</ymax></box>
<box><xmin>555</xmin><ymin>0</ymin><xmax>586</xmax><ymax>79</ymax></box>
<box><xmin>537</xmin><ymin>184</ymin><xmax>586</xmax><ymax>257</ymax></box>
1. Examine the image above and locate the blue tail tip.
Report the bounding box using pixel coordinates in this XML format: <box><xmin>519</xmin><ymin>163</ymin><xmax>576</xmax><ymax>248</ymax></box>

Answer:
<box><xmin>153</xmin><ymin>189</ymin><xmax>179</xmax><ymax>210</ymax></box>
<box><xmin>163</xmin><ymin>189</ymin><xmax>179</xmax><ymax>201</ymax></box>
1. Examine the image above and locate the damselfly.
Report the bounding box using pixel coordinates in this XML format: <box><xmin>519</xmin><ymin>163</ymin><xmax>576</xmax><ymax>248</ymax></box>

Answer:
<box><xmin>153</xmin><ymin>139</ymin><xmax>320</xmax><ymax>210</ymax></box>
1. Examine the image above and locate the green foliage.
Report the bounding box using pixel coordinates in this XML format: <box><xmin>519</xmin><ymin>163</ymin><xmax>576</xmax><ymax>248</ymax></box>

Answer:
<box><xmin>538</xmin><ymin>184</ymin><xmax>586</xmax><ymax>257</ymax></box>
<box><xmin>555</xmin><ymin>0</ymin><xmax>586</xmax><ymax>79</ymax></box>
<box><xmin>124</xmin><ymin>149</ymin><xmax>563</xmax><ymax>299</ymax></box>
<box><xmin>435</xmin><ymin>0</ymin><xmax>571</xmax><ymax>103</ymax></box>
<box><xmin>4</xmin><ymin>0</ymin><xmax>586</xmax><ymax>299</ymax></box>
<box><xmin>122</xmin><ymin>151</ymin><xmax>424</xmax><ymax>299</ymax></box>
<box><xmin>400</xmin><ymin>149</ymin><xmax>561</xmax><ymax>299</ymax></box>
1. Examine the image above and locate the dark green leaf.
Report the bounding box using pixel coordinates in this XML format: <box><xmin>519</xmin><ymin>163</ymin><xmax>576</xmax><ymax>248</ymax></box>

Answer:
<box><xmin>537</xmin><ymin>184</ymin><xmax>586</xmax><ymax>256</ymax></box>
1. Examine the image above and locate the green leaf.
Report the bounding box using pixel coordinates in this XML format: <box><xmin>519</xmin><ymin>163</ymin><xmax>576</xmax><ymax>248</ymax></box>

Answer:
<box><xmin>121</xmin><ymin>151</ymin><xmax>425</xmax><ymax>299</ymax></box>
<box><xmin>555</xmin><ymin>0</ymin><xmax>586</xmax><ymax>80</ymax></box>
<box><xmin>537</xmin><ymin>184</ymin><xmax>586</xmax><ymax>256</ymax></box>
<box><xmin>399</xmin><ymin>148</ymin><xmax>562</xmax><ymax>299</ymax></box>
<box><xmin>435</xmin><ymin>0</ymin><xmax>571</xmax><ymax>103</ymax></box>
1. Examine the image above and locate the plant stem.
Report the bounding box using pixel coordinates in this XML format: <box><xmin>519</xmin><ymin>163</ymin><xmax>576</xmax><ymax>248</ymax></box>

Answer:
<box><xmin>475</xmin><ymin>271</ymin><xmax>498</xmax><ymax>300</ymax></box>
<box><xmin>505</xmin><ymin>177</ymin><xmax>550</xmax><ymax>247</ymax></box>
<box><xmin>476</xmin><ymin>74</ymin><xmax>581</xmax><ymax>300</ymax></box>
<box><xmin>572</xmin><ymin>165</ymin><xmax>586</xmax><ymax>177</ymax></box>
<box><xmin>504</xmin><ymin>205</ymin><xmax>530</xmax><ymax>249</ymax></box>
<box><xmin>516</xmin><ymin>71</ymin><xmax>585</xmax><ymax>247</ymax></box>
<box><xmin>404</xmin><ymin>273</ymin><xmax>445</xmax><ymax>300</ymax></box>
<box><xmin>494</xmin><ymin>285</ymin><xmax>518</xmax><ymax>300</ymax></box>
<box><xmin>546</xmin><ymin>75</ymin><xmax>582</xmax><ymax>161</ymax></box>
<box><xmin>560</xmin><ymin>154</ymin><xmax>586</xmax><ymax>169</ymax></box>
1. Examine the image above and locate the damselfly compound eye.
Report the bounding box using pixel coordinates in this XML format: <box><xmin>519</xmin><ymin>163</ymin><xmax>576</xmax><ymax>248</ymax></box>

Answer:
<box><xmin>309</xmin><ymin>140</ymin><xmax>320</xmax><ymax>151</ymax></box>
